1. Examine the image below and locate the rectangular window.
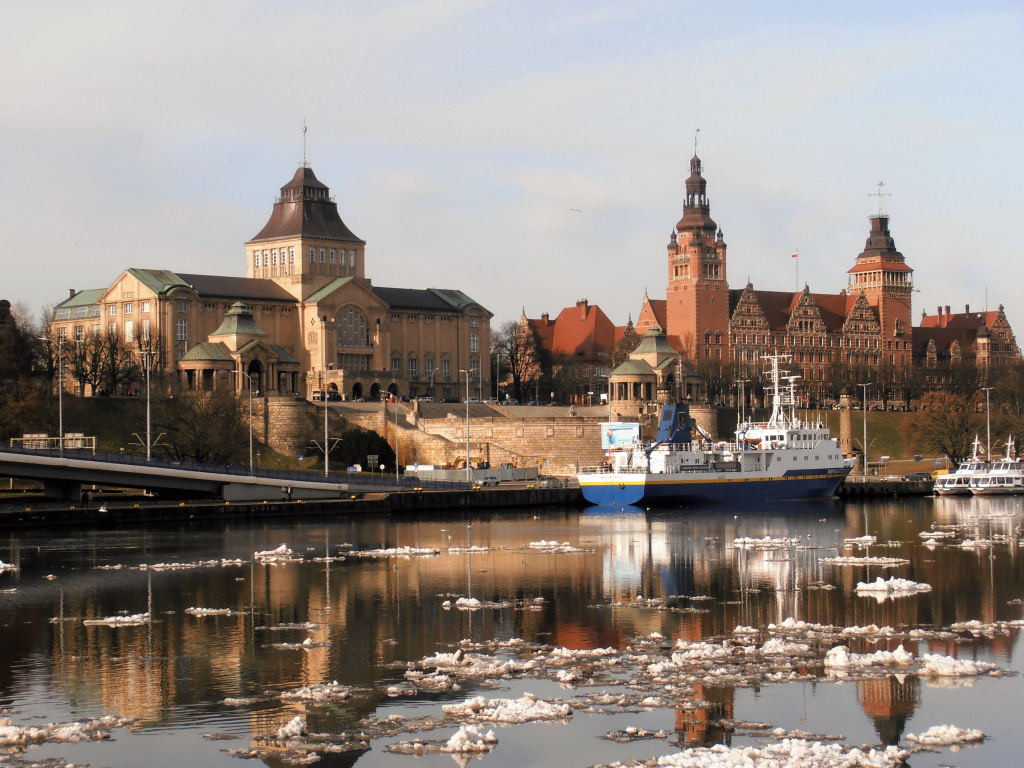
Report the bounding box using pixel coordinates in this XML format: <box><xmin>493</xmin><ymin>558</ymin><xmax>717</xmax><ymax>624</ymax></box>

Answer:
<box><xmin>123</xmin><ymin>303</ymin><xmax>133</xmax><ymax>315</ymax></box>
<box><xmin>320</xmin><ymin>248</ymin><xmax>326</xmax><ymax>264</ymax></box>
<box><xmin>408</xmin><ymin>358</ymin><xmax>418</xmax><ymax>377</ymax></box>
<box><xmin>142</xmin><ymin>318</ymin><xmax>151</xmax><ymax>341</ymax></box>
<box><xmin>262</xmin><ymin>249</ymin><xmax>268</xmax><ymax>267</ymax></box>
<box><xmin>140</xmin><ymin>301</ymin><xmax>150</xmax><ymax>313</ymax></box>
<box><xmin>425</xmin><ymin>358</ymin><xmax>434</xmax><ymax>377</ymax></box>
<box><xmin>55</xmin><ymin>326</ymin><xmax>67</xmax><ymax>341</ymax></box>
<box><xmin>392</xmin><ymin>353</ymin><xmax>401</xmax><ymax>373</ymax></box>
<box><xmin>470</xmin><ymin>333</ymin><xmax>479</xmax><ymax>353</ymax></box>
<box><xmin>91</xmin><ymin>324</ymin><xmax>100</xmax><ymax>336</ymax></box>
<box><xmin>108</xmin><ymin>322</ymin><xmax>117</xmax><ymax>337</ymax></box>
<box><xmin>253</xmin><ymin>251</ymin><xmax>260</xmax><ymax>270</ymax></box>
<box><xmin>108</xmin><ymin>305</ymin><xmax>117</xmax><ymax>316</ymax></box>
<box><xmin>470</xmin><ymin>359</ymin><xmax>480</xmax><ymax>377</ymax></box>
<box><xmin>441</xmin><ymin>359</ymin><xmax>450</xmax><ymax>379</ymax></box>
<box><xmin>289</xmin><ymin>247</ymin><xmax>295</xmax><ymax>263</ymax></box>
<box><xmin>349</xmin><ymin>250</ymin><xmax>355</xmax><ymax>268</ymax></box>
<box><xmin>271</xmin><ymin>248</ymin><xmax>278</xmax><ymax>266</ymax></box>
<box><xmin>124</xmin><ymin>320</ymin><xmax>134</xmax><ymax>343</ymax></box>
<box><xmin>470</xmin><ymin>317</ymin><xmax>479</xmax><ymax>328</ymax></box>
<box><xmin>176</xmin><ymin>301</ymin><xmax>187</xmax><ymax>313</ymax></box>
<box><xmin>309</xmin><ymin>247</ymin><xmax>316</xmax><ymax>263</ymax></box>
<box><xmin>73</xmin><ymin>326</ymin><xmax>84</xmax><ymax>341</ymax></box>
<box><xmin>72</xmin><ymin>306</ymin><xmax>88</xmax><ymax>319</ymax></box>
<box><xmin>176</xmin><ymin>318</ymin><xmax>188</xmax><ymax>341</ymax></box>
<box><xmin>330</xmin><ymin>248</ymin><xmax>336</xmax><ymax>264</ymax></box>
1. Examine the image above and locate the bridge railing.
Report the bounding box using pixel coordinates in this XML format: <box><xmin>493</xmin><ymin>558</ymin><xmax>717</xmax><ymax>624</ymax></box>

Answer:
<box><xmin>1</xmin><ymin>441</ymin><xmax>472</xmax><ymax>491</ymax></box>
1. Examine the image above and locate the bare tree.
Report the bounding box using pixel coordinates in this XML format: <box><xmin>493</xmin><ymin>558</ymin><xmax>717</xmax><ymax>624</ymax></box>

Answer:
<box><xmin>910</xmin><ymin>391</ymin><xmax>982</xmax><ymax>464</ymax></box>
<box><xmin>493</xmin><ymin>319</ymin><xmax>541</xmax><ymax>403</ymax></box>
<box><xmin>98</xmin><ymin>330</ymin><xmax>136</xmax><ymax>396</ymax></box>
<box><xmin>68</xmin><ymin>332</ymin><xmax>105</xmax><ymax>396</ymax></box>
<box><xmin>155</xmin><ymin>389</ymin><xmax>247</xmax><ymax>465</ymax></box>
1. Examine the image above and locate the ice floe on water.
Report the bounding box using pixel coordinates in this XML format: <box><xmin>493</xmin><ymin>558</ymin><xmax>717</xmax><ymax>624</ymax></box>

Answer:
<box><xmin>255</xmin><ymin>621</ymin><xmax>320</xmax><ymax>631</ymax></box>
<box><xmin>824</xmin><ymin>644</ymin><xmax>914</xmax><ymax>669</ymax></box>
<box><xmin>445</xmin><ymin>724</ymin><xmax>497</xmax><ymax>752</ymax></box>
<box><xmin>254</xmin><ymin>544</ymin><xmax>301</xmax><ymax>563</ymax></box>
<box><xmin>447</xmin><ymin>545</ymin><xmax>493</xmax><ymax>554</ymax></box>
<box><xmin>0</xmin><ymin>559</ymin><xmax>17</xmax><ymax>572</ymax></box>
<box><xmin>82</xmin><ymin>612</ymin><xmax>151</xmax><ymax>627</ymax></box>
<box><xmin>441</xmin><ymin>693</ymin><xmax>572</xmax><ymax>723</ymax></box>
<box><xmin>349</xmin><ymin>545</ymin><xmax>441</xmax><ymax>558</ymax></box>
<box><xmin>524</xmin><ymin>539</ymin><xmax>589</xmax><ymax>553</ymax></box>
<box><xmin>918</xmin><ymin>653</ymin><xmax>1001</xmax><ymax>676</ymax></box>
<box><xmin>733</xmin><ymin>536</ymin><xmax>800</xmax><ymax>549</ymax></box>
<box><xmin>843</xmin><ymin>535</ymin><xmax>877</xmax><ymax>547</ymax></box>
<box><xmin>0</xmin><ymin>714</ymin><xmax>136</xmax><ymax>749</ymax></box>
<box><xmin>906</xmin><ymin>724</ymin><xmax>985</xmax><ymax>746</ymax></box>
<box><xmin>442</xmin><ymin>596</ymin><xmax>513</xmax><ymax>610</ymax></box>
<box><xmin>855</xmin><ymin>577</ymin><xmax>932</xmax><ymax>600</ymax></box>
<box><xmin>185</xmin><ymin>607</ymin><xmax>238</xmax><ymax>616</ymax></box>
<box><xmin>595</xmin><ymin>739</ymin><xmax>908</xmax><ymax>767</ymax></box>
<box><xmin>821</xmin><ymin>555</ymin><xmax>910</xmax><ymax>567</ymax></box>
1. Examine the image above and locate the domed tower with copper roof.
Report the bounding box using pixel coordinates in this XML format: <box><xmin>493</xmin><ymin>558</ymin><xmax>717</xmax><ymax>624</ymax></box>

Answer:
<box><xmin>246</xmin><ymin>165</ymin><xmax>366</xmax><ymax>300</ymax></box>
<box><xmin>665</xmin><ymin>154</ymin><xmax>730</xmax><ymax>362</ymax></box>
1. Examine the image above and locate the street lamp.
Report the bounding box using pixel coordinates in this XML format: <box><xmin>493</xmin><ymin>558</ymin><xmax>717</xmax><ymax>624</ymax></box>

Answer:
<box><xmin>859</xmin><ymin>382</ymin><xmax>872</xmax><ymax>477</ymax></box>
<box><xmin>41</xmin><ymin>335</ymin><xmax>65</xmax><ymax>456</ymax></box>
<box><xmin>141</xmin><ymin>350</ymin><xmax>154</xmax><ymax>461</ymax></box>
<box><xmin>231</xmin><ymin>369</ymin><xmax>256</xmax><ymax>474</ymax></box>
<box><xmin>460</xmin><ymin>369</ymin><xmax>471</xmax><ymax>483</ymax></box>
<box><xmin>321</xmin><ymin>315</ymin><xmax>333</xmax><ymax>478</ymax></box>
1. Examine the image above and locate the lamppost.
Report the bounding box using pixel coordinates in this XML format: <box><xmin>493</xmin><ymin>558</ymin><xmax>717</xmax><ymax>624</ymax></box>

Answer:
<box><xmin>859</xmin><ymin>382</ymin><xmax>872</xmax><ymax>477</ymax></box>
<box><xmin>460</xmin><ymin>369</ymin><xmax>471</xmax><ymax>483</ymax></box>
<box><xmin>41</xmin><ymin>335</ymin><xmax>65</xmax><ymax>456</ymax></box>
<box><xmin>982</xmin><ymin>386</ymin><xmax>994</xmax><ymax>458</ymax></box>
<box><xmin>141</xmin><ymin>350</ymin><xmax>154</xmax><ymax>461</ymax></box>
<box><xmin>321</xmin><ymin>315</ymin><xmax>331</xmax><ymax>478</ymax></box>
<box><xmin>231</xmin><ymin>369</ymin><xmax>256</xmax><ymax>474</ymax></box>
<box><xmin>395</xmin><ymin>401</ymin><xmax>400</xmax><ymax>487</ymax></box>
<box><xmin>735</xmin><ymin>379</ymin><xmax>750</xmax><ymax>435</ymax></box>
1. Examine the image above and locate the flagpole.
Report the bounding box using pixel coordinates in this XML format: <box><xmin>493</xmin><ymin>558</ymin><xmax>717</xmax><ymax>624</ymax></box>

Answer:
<box><xmin>793</xmin><ymin>249</ymin><xmax>799</xmax><ymax>291</ymax></box>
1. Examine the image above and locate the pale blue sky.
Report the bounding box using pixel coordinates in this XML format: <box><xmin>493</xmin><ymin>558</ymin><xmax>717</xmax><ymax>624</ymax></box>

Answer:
<box><xmin>2</xmin><ymin>1</ymin><xmax>1021</xmax><ymax>338</ymax></box>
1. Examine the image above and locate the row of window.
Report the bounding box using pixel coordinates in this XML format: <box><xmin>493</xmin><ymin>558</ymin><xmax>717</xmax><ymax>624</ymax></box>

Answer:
<box><xmin>252</xmin><ymin>246</ymin><xmax>360</xmax><ymax>268</ymax></box>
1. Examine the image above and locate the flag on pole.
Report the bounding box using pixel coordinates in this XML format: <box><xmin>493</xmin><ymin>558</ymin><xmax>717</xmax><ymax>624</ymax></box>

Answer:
<box><xmin>791</xmin><ymin>250</ymin><xmax>799</xmax><ymax>258</ymax></box>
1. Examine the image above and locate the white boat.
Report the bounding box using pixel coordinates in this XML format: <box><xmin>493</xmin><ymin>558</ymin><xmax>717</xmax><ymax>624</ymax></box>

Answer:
<box><xmin>577</xmin><ymin>354</ymin><xmax>855</xmax><ymax>506</ymax></box>
<box><xmin>934</xmin><ymin>436</ymin><xmax>990</xmax><ymax>496</ymax></box>
<box><xmin>970</xmin><ymin>437</ymin><xmax>1024</xmax><ymax>496</ymax></box>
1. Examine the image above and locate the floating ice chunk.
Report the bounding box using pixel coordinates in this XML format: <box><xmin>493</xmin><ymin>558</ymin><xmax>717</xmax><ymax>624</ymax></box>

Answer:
<box><xmin>733</xmin><ymin>536</ymin><xmax>800</xmax><ymax>548</ymax></box>
<box><xmin>83</xmin><ymin>612</ymin><xmax>151</xmax><ymax>627</ymax></box>
<box><xmin>761</xmin><ymin>638</ymin><xmax>811</xmax><ymax>655</ymax></box>
<box><xmin>855</xmin><ymin>577</ymin><xmax>932</xmax><ymax>600</ymax></box>
<box><xmin>185</xmin><ymin>607</ymin><xmax>235</xmax><ymax>616</ymax></box>
<box><xmin>822</xmin><ymin>556</ymin><xmax>910</xmax><ymax>566</ymax></box>
<box><xmin>254</xmin><ymin>544</ymin><xmax>298</xmax><ymax>563</ymax></box>
<box><xmin>350</xmin><ymin>546</ymin><xmax>440</xmax><ymax>558</ymax></box>
<box><xmin>280</xmin><ymin>681</ymin><xmax>353</xmax><ymax>702</ymax></box>
<box><xmin>275</xmin><ymin>715</ymin><xmax>306</xmax><ymax>740</ymax></box>
<box><xmin>906</xmin><ymin>724</ymin><xmax>985</xmax><ymax>746</ymax></box>
<box><xmin>844</xmin><ymin>535</ymin><xmax>877</xmax><ymax>547</ymax></box>
<box><xmin>525</xmin><ymin>540</ymin><xmax>586</xmax><ymax>553</ymax></box>
<box><xmin>447</xmin><ymin>545</ymin><xmax>492</xmax><ymax>554</ymax></box>
<box><xmin>919</xmin><ymin>654</ymin><xmax>999</xmax><ymax>676</ymax></box>
<box><xmin>441</xmin><ymin>693</ymin><xmax>572</xmax><ymax>723</ymax></box>
<box><xmin>624</xmin><ymin>738</ymin><xmax>908</xmax><ymax>768</ymax></box>
<box><xmin>0</xmin><ymin>560</ymin><xmax>18</xmax><ymax>572</ymax></box>
<box><xmin>444</xmin><ymin>724</ymin><xmax>497</xmax><ymax>752</ymax></box>
<box><xmin>824</xmin><ymin>644</ymin><xmax>914</xmax><ymax>668</ymax></box>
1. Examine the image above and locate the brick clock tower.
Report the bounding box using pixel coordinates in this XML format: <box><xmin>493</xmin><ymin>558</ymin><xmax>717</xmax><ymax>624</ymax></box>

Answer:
<box><xmin>665</xmin><ymin>154</ymin><xmax>730</xmax><ymax>363</ymax></box>
<box><xmin>846</xmin><ymin>213</ymin><xmax>914</xmax><ymax>363</ymax></box>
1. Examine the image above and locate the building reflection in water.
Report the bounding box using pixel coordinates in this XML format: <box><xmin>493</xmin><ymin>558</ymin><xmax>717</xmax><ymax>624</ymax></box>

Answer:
<box><xmin>676</xmin><ymin>683</ymin><xmax>735</xmax><ymax>747</ymax></box>
<box><xmin>0</xmin><ymin>495</ymin><xmax>1020</xmax><ymax>758</ymax></box>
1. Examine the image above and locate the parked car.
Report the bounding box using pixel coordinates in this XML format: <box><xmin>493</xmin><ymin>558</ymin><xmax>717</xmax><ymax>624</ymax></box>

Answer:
<box><xmin>418</xmin><ymin>396</ymin><xmax>435</xmax><ymax>402</ymax></box>
<box><xmin>473</xmin><ymin>475</ymin><xmax>500</xmax><ymax>488</ymax></box>
<box><xmin>326</xmin><ymin>391</ymin><xmax>342</xmax><ymax>401</ymax></box>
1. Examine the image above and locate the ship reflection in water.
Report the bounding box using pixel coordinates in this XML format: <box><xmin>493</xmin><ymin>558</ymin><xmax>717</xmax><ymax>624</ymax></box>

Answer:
<box><xmin>0</xmin><ymin>495</ymin><xmax>1021</xmax><ymax>766</ymax></box>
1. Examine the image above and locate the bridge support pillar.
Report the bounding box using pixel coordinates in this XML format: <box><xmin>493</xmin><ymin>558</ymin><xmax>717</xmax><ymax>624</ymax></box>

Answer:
<box><xmin>43</xmin><ymin>479</ymin><xmax>82</xmax><ymax>501</ymax></box>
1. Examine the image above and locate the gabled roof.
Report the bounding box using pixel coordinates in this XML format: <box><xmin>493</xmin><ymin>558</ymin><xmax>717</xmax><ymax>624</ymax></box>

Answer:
<box><xmin>180</xmin><ymin>341</ymin><xmax>233</xmax><ymax>362</ymax></box>
<box><xmin>55</xmin><ymin>288</ymin><xmax>106</xmax><ymax>309</ymax></box>
<box><xmin>911</xmin><ymin>326</ymin><xmax>979</xmax><ymax>355</ymax></box>
<box><xmin>177</xmin><ymin>273</ymin><xmax>296</xmax><ymax>302</ymax></box>
<box><xmin>374</xmin><ymin>287</ymin><xmax>488</xmax><ymax>314</ymax></box>
<box><xmin>127</xmin><ymin>268</ymin><xmax>190</xmax><ymax>295</ymax></box>
<box><xmin>611</xmin><ymin>359</ymin><xmax>655</xmax><ymax>376</ymax></box>
<box><xmin>550</xmin><ymin>301</ymin><xmax>617</xmax><ymax>358</ymax></box>
<box><xmin>919</xmin><ymin>309</ymin><xmax>998</xmax><ymax>330</ymax></box>
<box><xmin>731</xmin><ymin>286</ymin><xmax>859</xmax><ymax>332</ymax></box>
<box><xmin>269</xmin><ymin>344</ymin><xmax>299</xmax><ymax>365</ymax></box>
<box><xmin>305</xmin><ymin>277</ymin><xmax>357</xmax><ymax>305</ymax></box>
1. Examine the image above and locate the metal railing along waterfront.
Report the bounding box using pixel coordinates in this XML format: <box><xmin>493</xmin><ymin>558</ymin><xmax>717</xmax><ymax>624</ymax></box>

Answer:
<box><xmin>0</xmin><ymin>442</ymin><xmax>473</xmax><ymax>492</ymax></box>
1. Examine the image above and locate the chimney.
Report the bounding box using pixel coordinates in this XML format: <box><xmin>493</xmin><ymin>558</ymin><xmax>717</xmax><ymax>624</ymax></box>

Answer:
<box><xmin>68</xmin><ymin>289</ymin><xmax>76</xmax><ymax>299</ymax></box>
<box><xmin>965</xmin><ymin>304</ymin><xmax>970</xmax><ymax>314</ymax></box>
<box><xmin>577</xmin><ymin>299</ymin><xmax>589</xmax><ymax>320</ymax></box>
<box><xmin>541</xmin><ymin>313</ymin><xmax>549</xmax><ymax>324</ymax></box>
<box><xmin>945</xmin><ymin>305</ymin><xmax>950</xmax><ymax>317</ymax></box>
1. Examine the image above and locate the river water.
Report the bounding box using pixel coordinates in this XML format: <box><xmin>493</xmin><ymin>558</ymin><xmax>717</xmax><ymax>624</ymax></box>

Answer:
<box><xmin>1</xmin><ymin>495</ymin><xmax>1022</xmax><ymax>767</ymax></box>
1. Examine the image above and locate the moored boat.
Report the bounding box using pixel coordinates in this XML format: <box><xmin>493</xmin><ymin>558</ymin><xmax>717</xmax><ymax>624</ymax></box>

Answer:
<box><xmin>969</xmin><ymin>437</ymin><xmax>1024</xmax><ymax>496</ymax></box>
<box><xmin>934</xmin><ymin>436</ymin><xmax>989</xmax><ymax>496</ymax></box>
<box><xmin>578</xmin><ymin>354</ymin><xmax>855</xmax><ymax>507</ymax></box>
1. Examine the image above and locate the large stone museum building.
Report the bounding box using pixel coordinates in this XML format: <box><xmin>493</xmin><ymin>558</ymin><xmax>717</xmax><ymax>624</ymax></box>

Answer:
<box><xmin>49</xmin><ymin>165</ymin><xmax>492</xmax><ymax>401</ymax></box>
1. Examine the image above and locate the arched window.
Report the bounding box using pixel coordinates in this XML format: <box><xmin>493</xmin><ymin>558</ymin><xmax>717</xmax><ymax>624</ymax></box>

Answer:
<box><xmin>391</xmin><ymin>352</ymin><xmax>401</xmax><ymax>372</ymax></box>
<box><xmin>336</xmin><ymin>308</ymin><xmax>369</xmax><ymax>347</ymax></box>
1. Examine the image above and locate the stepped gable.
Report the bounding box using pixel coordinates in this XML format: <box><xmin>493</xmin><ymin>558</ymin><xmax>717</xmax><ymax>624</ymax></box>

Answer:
<box><xmin>250</xmin><ymin>166</ymin><xmax>364</xmax><ymax>244</ymax></box>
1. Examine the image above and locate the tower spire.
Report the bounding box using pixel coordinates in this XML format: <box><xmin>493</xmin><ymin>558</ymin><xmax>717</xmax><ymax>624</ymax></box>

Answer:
<box><xmin>694</xmin><ymin>127</ymin><xmax>700</xmax><ymax>156</ymax></box>
<box><xmin>302</xmin><ymin>119</ymin><xmax>309</xmax><ymax>168</ymax></box>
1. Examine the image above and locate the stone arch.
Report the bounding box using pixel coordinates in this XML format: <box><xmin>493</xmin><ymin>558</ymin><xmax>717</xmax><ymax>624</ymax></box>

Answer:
<box><xmin>387</xmin><ymin>383</ymin><xmax>398</xmax><ymax>397</ymax></box>
<box><xmin>369</xmin><ymin>382</ymin><xmax>381</xmax><ymax>399</ymax></box>
<box><xmin>351</xmin><ymin>382</ymin><xmax>364</xmax><ymax>400</ymax></box>
<box><xmin>246</xmin><ymin>359</ymin><xmax>263</xmax><ymax>393</ymax></box>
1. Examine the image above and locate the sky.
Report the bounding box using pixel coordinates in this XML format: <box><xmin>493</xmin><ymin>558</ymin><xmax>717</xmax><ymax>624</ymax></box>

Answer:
<box><xmin>2</xmin><ymin>1</ymin><xmax>1022</xmax><ymax>339</ymax></box>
